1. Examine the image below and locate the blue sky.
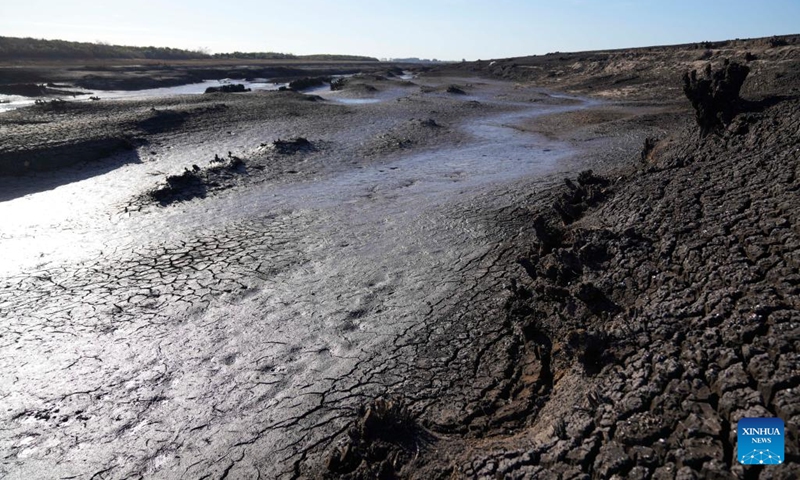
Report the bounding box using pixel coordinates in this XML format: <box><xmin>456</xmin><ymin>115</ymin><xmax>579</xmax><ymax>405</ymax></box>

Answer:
<box><xmin>1</xmin><ymin>1</ymin><xmax>798</xmax><ymax>59</ymax></box>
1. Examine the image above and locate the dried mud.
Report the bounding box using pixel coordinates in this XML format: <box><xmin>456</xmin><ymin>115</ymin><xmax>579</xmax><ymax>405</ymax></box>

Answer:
<box><xmin>1</xmin><ymin>37</ymin><xmax>799</xmax><ymax>480</ymax></box>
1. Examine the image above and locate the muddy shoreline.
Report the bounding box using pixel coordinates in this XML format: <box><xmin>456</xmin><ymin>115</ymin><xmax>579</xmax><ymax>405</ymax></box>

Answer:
<box><xmin>1</xmin><ymin>39</ymin><xmax>799</xmax><ymax>479</ymax></box>
<box><xmin>0</xmin><ymin>59</ymin><xmax>410</xmax><ymax>91</ymax></box>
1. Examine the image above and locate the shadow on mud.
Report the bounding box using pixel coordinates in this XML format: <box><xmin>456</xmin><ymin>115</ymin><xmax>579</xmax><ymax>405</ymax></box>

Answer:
<box><xmin>0</xmin><ymin>149</ymin><xmax>142</xmax><ymax>202</ymax></box>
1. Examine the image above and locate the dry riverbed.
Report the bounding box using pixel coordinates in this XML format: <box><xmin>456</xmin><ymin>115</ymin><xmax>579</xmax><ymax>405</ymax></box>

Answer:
<box><xmin>0</xmin><ymin>74</ymin><xmax>644</xmax><ymax>478</ymax></box>
<box><xmin>1</xmin><ymin>53</ymin><xmax>797</xmax><ymax>480</ymax></box>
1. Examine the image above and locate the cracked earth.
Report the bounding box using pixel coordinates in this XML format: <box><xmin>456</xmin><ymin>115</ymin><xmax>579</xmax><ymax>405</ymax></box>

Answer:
<box><xmin>2</xmin><ymin>57</ymin><xmax>798</xmax><ymax>480</ymax></box>
<box><xmin>0</xmin><ymin>78</ymin><xmax>598</xmax><ymax>479</ymax></box>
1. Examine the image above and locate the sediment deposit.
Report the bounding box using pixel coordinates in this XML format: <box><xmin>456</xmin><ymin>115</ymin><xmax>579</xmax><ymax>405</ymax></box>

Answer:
<box><xmin>1</xmin><ymin>35</ymin><xmax>798</xmax><ymax>479</ymax></box>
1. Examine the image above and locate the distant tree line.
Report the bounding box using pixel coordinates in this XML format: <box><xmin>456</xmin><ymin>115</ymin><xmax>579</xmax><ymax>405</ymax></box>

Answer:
<box><xmin>0</xmin><ymin>36</ymin><xmax>379</xmax><ymax>62</ymax></box>
<box><xmin>212</xmin><ymin>52</ymin><xmax>378</xmax><ymax>61</ymax></box>
<box><xmin>211</xmin><ymin>51</ymin><xmax>295</xmax><ymax>60</ymax></box>
<box><xmin>0</xmin><ymin>36</ymin><xmax>209</xmax><ymax>60</ymax></box>
<box><xmin>295</xmin><ymin>54</ymin><xmax>379</xmax><ymax>61</ymax></box>
<box><xmin>381</xmin><ymin>57</ymin><xmax>450</xmax><ymax>64</ymax></box>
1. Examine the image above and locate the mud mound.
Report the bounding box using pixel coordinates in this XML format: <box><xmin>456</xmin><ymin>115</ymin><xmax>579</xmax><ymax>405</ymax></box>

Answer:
<box><xmin>204</xmin><ymin>83</ymin><xmax>251</xmax><ymax>94</ymax></box>
<box><xmin>0</xmin><ymin>83</ymin><xmax>84</xmax><ymax>97</ymax></box>
<box><xmin>329</xmin><ymin>77</ymin><xmax>379</xmax><ymax>95</ymax></box>
<box><xmin>288</xmin><ymin>76</ymin><xmax>331</xmax><ymax>91</ymax></box>
<box><xmin>360</xmin><ymin>118</ymin><xmax>449</xmax><ymax>155</ymax></box>
<box><xmin>266</xmin><ymin>137</ymin><xmax>315</xmax><ymax>155</ymax></box>
<box><xmin>136</xmin><ymin>109</ymin><xmax>189</xmax><ymax>134</ymax></box>
<box><xmin>0</xmin><ymin>97</ymin><xmax>142</xmax><ymax>174</ymax></box>
<box><xmin>349</xmin><ymin>83</ymin><xmax>378</xmax><ymax>94</ymax></box>
<box><xmin>0</xmin><ymin>136</ymin><xmax>137</xmax><ymax>175</ymax></box>
<box><xmin>552</xmin><ymin>170</ymin><xmax>611</xmax><ymax>224</ymax></box>
<box><xmin>383</xmin><ymin>66</ymin><xmax>405</xmax><ymax>77</ymax></box>
<box><xmin>149</xmin><ymin>154</ymin><xmax>246</xmax><ymax>205</ymax></box>
<box><xmin>683</xmin><ymin>60</ymin><xmax>750</xmax><ymax>136</ymax></box>
<box><xmin>330</xmin><ymin>77</ymin><xmax>346</xmax><ymax>91</ymax></box>
<box><xmin>326</xmin><ymin>398</ymin><xmax>433</xmax><ymax>479</ymax></box>
<box><xmin>417</xmin><ymin>118</ymin><xmax>440</xmax><ymax>128</ymax></box>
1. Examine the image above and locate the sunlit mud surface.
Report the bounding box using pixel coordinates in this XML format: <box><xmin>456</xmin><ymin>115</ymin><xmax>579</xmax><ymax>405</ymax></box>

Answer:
<box><xmin>0</xmin><ymin>79</ymin><xmax>596</xmax><ymax>478</ymax></box>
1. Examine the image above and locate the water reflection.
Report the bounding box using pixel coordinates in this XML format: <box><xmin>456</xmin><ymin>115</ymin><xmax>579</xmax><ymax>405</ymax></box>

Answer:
<box><xmin>0</xmin><ymin>78</ymin><xmax>289</xmax><ymax>113</ymax></box>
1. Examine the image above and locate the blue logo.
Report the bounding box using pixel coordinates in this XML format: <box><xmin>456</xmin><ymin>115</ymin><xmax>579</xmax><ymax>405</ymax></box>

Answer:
<box><xmin>738</xmin><ymin>417</ymin><xmax>784</xmax><ymax>465</ymax></box>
